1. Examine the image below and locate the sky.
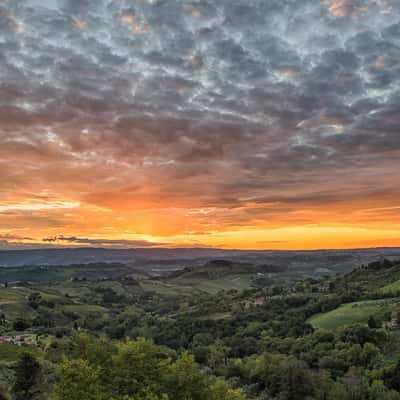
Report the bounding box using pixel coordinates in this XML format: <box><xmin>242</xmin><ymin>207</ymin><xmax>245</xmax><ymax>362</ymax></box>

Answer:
<box><xmin>0</xmin><ymin>0</ymin><xmax>399</xmax><ymax>250</ymax></box>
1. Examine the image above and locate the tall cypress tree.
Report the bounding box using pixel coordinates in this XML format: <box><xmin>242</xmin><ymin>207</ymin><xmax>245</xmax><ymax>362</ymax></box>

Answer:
<box><xmin>0</xmin><ymin>385</ymin><xmax>10</xmax><ymax>400</ymax></box>
<box><xmin>12</xmin><ymin>353</ymin><xmax>42</xmax><ymax>400</ymax></box>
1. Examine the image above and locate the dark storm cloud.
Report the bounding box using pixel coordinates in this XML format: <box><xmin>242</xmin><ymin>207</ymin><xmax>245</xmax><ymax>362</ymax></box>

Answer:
<box><xmin>0</xmin><ymin>0</ymin><xmax>399</xmax><ymax>225</ymax></box>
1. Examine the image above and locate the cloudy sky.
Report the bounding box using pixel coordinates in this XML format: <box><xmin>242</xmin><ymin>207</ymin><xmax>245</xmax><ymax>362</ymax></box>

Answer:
<box><xmin>0</xmin><ymin>0</ymin><xmax>399</xmax><ymax>250</ymax></box>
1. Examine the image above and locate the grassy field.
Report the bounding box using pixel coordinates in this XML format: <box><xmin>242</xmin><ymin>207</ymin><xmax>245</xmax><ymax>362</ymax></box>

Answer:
<box><xmin>187</xmin><ymin>274</ymin><xmax>253</xmax><ymax>294</ymax></box>
<box><xmin>141</xmin><ymin>273</ymin><xmax>254</xmax><ymax>296</ymax></box>
<box><xmin>308</xmin><ymin>298</ymin><xmax>400</xmax><ymax>330</ymax></box>
<box><xmin>0</xmin><ymin>288</ymin><xmax>38</xmax><ymax>319</ymax></box>
<box><xmin>0</xmin><ymin>287</ymin><xmax>33</xmax><ymax>303</ymax></box>
<box><xmin>0</xmin><ymin>286</ymin><xmax>74</xmax><ymax>319</ymax></box>
<box><xmin>0</xmin><ymin>285</ymin><xmax>111</xmax><ymax>322</ymax></box>
<box><xmin>62</xmin><ymin>304</ymin><xmax>108</xmax><ymax>314</ymax></box>
<box><xmin>380</xmin><ymin>280</ymin><xmax>400</xmax><ymax>295</ymax></box>
<box><xmin>40</xmin><ymin>281</ymin><xmax>92</xmax><ymax>300</ymax></box>
<box><xmin>140</xmin><ymin>279</ymin><xmax>197</xmax><ymax>296</ymax></box>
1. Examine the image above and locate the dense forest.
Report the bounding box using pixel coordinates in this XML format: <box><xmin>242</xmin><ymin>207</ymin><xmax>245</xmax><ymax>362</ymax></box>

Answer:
<box><xmin>2</xmin><ymin>259</ymin><xmax>400</xmax><ymax>399</ymax></box>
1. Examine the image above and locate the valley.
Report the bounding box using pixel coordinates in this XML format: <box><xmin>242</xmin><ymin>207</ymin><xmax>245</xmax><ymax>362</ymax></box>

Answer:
<box><xmin>2</xmin><ymin>249</ymin><xmax>400</xmax><ymax>398</ymax></box>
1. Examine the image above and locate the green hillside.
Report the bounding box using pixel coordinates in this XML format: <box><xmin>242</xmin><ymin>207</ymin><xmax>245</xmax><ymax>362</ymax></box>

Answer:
<box><xmin>1</xmin><ymin>257</ymin><xmax>400</xmax><ymax>399</ymax></box>
<box><xmin>381</xmin><ymin>280</ymin><xmax>400</xmax><ymax>295</ymax></box>
<box><xmin>308</xmin><ymin>298</ymin><xmax>400</xmax><ymax>330</ymax></box>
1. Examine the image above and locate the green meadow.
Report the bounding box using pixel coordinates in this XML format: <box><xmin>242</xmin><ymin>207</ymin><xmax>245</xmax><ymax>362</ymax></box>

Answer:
<box><xmin>308</xmin><ymin>298</ymin><xmax>400</xmax><ymax>330</ymax></box>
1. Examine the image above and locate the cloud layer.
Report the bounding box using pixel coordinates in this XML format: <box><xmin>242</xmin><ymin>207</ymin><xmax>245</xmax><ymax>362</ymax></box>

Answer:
<box><xmin>1</xmin><ymin>0</ymin><xmax>399</xmax><ymax>249</ymax></box>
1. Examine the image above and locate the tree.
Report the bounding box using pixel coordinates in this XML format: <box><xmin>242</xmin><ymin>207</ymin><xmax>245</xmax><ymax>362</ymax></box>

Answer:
<box><xmin>327</xmin><ymin>382</ymin><xmax>348</xmax><ymax>400</ymax></box>
<box><xmin>207</xmin><ymin>341</ymin><xmax>230</xmax><ymax>370</ymax></box>
<box><xmin>163</xmin><ymin>353</ymin><xmax>208</xmax><ymax>400</ymax></box>
<box><xmin>340</xmin><ymin>367</ymin><xmax>368</xmax><ymax>400</ymax></box>
<box><xmin>13</xmin><ymin>318</ymin><xmax>31</xmax><ymax>331</ymax></box>
<box><xmin>0</xmin><ymin>385</ymin><xmax>10</xmax><ymax>400</ymax></box>
<box><xmin>387</xmin><ymin>391</ymin><xmax>400</xmax><ymax>400</ymax></box>
<box><xmin>369</xmin><ymin>380</ymin><xmax>400</xmax><ymax>400</ymax></box>
<box><xmin>209</xmin><ymin>380</ymin><xmax>246</xmax><ymax>400</ymax></box>
<box><xmin>28</xmin><ymin>292</ymin><xmax>42</xmax><ymax>309</ymax></box>
<box><xmin>55</xmin><ymin>359</ymin><xmax>106</xmax><ymax>400</ymax></box>
<box><xmin>387</xmin><ymin>359</ymin><xmax>400</xmax><ymax>391</ymax></box>
<box><xmin>368</xmin><ymin>316</ymin><xmax>379</xmax><ymax>329</ymax></box>
<box><xmin>12</xmin><ymin>353</ymin><xmax>42</xmax><ymax>400</ymax></box>
<box><xmin>369</xmin><ymin>380</ymin><xmax>386</xmax><ymax>400</ymax></box>
<box><xmin>130</xmin><ymin>390</ymin><xmax>168</xmax><ymax>400</ymax></box>
<box><xmin>52</xmin><ymin>336</ymin><xmax>242</xmax><ymax>400</ymax></box>
<box><xmin>361</xmin><ymin>342</ymin><xmax>380</xmax><ymax>367</ymax></box>
<box><xmin>254</xmin><ymin>353</ymin><xmax>313</xmax><ymax>399</ymax></box>
<box><xmin>111</xmin><ymin>338</ymin><xmax>171</xmax><ymax>398</ymax></box>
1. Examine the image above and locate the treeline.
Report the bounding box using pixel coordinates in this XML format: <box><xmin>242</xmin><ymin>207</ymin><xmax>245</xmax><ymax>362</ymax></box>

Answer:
<box><xmin>220</xmin><ymin>325</ymin><xmax>400</xmax><ymax>399</ymax></box>
<box><xmin>5</xmin><ymin>326</ymin><xmax>400</xmax><ymax>400</ymax></box>
<box><xmin>2</xmin><ymin>334</ymin><xmax>245</xmax><ymax>400</ymax></box>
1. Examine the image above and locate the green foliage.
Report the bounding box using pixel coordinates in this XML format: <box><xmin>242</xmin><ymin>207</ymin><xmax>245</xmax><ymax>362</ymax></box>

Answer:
<box><xmin>163</xmin><ymin>353</ymin><xmax>208</xmax><ymax>400</ymax></box>
<box><xmin>13</xmin><ymin>318</ymin><xmax>31</xmax><ymax>331</ymax></box>
<box><xmin>309</xmin><ymin>300</ymin><xmax>395</xmax><ymax>330</ymax></box>
<box><xmin>369</xmin><ymin>380</ymin><xmax>387</xmax><ymax>400</ymax></box>
<box><xmin>0</xmin><ymin>342</ymin><xmax>40</xmax><ymax>364</ymax></box>
<box><xmin>4</xmin><ymin>258</ymin><xmax>400</xmax><ymax>400</ymax></box>
<box><xmin>368</xmin><ymin>316</ymin><xmax>380</xmax><ymax>329</ymax></box>
<box><xmin>12</xmin><ymin>353</ymin><xmax>43</xmax><ymax>400</ymax></box>
<box><xmin>0</xmin><ymin>386</ymin><xmax>9</xmax><ymax>400</ymax></box>
<box><xmin>253</xmin><ymin>353</ymin><xmax>314</xmax><ymax>399</ymax></box>
<box><xmin>112</xmin><ymin>338</ymin><xmax>170</xmax><ymax>397</ymax></box>
<box><xmin>55</xmin><ymin>359</ymin><xmax>107</xmax><ymax>400</ymax></box>
<box><xmin>52</xmin><ymin>337</ymin><xmax>244</xmax><ymax>400</ymax></box>
<box><xmin>209</xmin><ymin>380</ymin><xmax>246</xmax><ymax>400</ymax></box>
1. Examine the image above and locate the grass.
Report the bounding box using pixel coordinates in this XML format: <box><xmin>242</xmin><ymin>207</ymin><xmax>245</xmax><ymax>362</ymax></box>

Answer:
<box><xmin>0</xmin><ymin>284</ymin><xmax>113</xmax><ymax>324</ymax></box>
<box><xmin>189</xmin><ymin>274</ymin><xmax>253</xmax><ymax>294</ymax></box>
<box><xmin>44</xmin><ymin>281</ymin><xmax>92</xmax><ymax>299</ymax></box>
<box><xmin>0</xmin><ymin>288</ymin><xmax>32</xmax><ymax>303</ymax></box>
<box><xmin>380</xmin><ymin>280</ymin><xmax>400</xmax><ymax>295</ymax></box>
<box><xmin>62</xmin><ymin>304</ymin><xmax>108</xmax><ymax>314</ymax></box>
<box><xmin>0</xmin><ymin>288</ymin><xmax>37</xmax><ymax>319</ymax></box>
<box><xmin>141</xmin><ymin>274</ymin><xmax>254</xmax><ymax>296</ymax></box>
<box><xmin>0</xmin><ymin>342</ymin><xmax>41</xmax><ymax>364</ymax></box>
<box><xmin>308</xmin><ymin>298</ymin><xmax>400</xmax><ymax>330</ymax></box>
<box><xmin>197</xmin><ymin>312</ymin><xmax>232</xmax><ymax>321</ymax></box>
<box><xmin>0</xmin><ymin>286</ymin><xmax>74</xmax><ymax>319</ymax></box>
<box><xmin>140</xmin><ymin>280</ymin><xmax>195</xmax><ymax>296</ymax></box>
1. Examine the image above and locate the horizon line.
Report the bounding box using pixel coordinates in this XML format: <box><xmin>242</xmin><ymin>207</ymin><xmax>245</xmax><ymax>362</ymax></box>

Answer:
<box><xmin>1</xmin><ymin>246</ymin><xmax>400</xmax><ymax>253</ymax></box>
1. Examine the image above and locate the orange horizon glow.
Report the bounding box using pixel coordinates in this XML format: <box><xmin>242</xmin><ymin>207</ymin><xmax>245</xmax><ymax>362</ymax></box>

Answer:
<box><xmin>1</xmin><ymin>197</ymin><xmax>399</xmax><ymax>250</ymax></box>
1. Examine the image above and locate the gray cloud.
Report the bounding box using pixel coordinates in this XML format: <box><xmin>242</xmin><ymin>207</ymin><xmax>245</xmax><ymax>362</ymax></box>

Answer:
<box><xmin>0</xmin><ymin>0</ymin><xmax>399</xmax><ymax>230</ymax></box>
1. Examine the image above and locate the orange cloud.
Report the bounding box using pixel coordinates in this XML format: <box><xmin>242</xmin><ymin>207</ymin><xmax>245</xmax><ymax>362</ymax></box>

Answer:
<box><xmin>116</xmin><ymin>13</ymin><xmax>149</xmax><ymax>33</ymax></box>
<box><xmin>322</xmin><ymin>0</ymin><xmax>368</xmax><ymax>16</ymax></box>
<box><xmin>117</xmin><ymin>14</ymin><xmax>137</xmax><ymax>25</ymax></box>
<box><xmin>0</xmin><ymin>10</ymin><xmax>24</xmax><ymax>32</ymax></box>
<box><xmin>184</xmin><ymin>4</ymin><xmax>203</xmax><ymax>18</ymax></box>
<box><xmin>375</xmin><ymin>56</ymin><xmax>385</xmax><ymax>68</ymax></box>
<box><xmin>73</xmin><ymin>19</ymin><xmax>87</xmax><ymax>30</ymax></box>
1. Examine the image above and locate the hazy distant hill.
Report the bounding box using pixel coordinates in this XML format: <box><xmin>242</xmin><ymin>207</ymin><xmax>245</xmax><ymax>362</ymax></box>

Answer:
<box><xmin>1</xmin><ymin>247</ymin><xmax>400</xmax><ymax>276</ymax></box>
<box><xmin>0</xmin><ymin>247</ymin><xmax>238</xmax><ymax>268</ymax></box>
